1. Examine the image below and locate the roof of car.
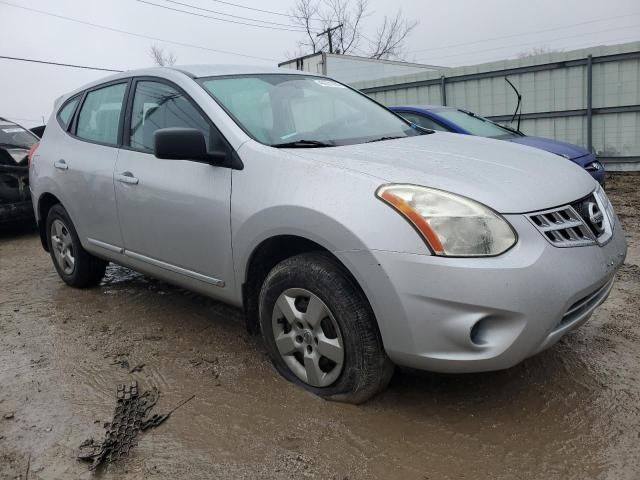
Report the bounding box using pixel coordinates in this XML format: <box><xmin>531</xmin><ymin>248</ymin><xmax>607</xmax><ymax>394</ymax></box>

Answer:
<box><xmin>173</xmin><ymin>64</ymin><xmax>315</xmax><ymax>78</ymax></box>
<box><xmin>55</xmin><ymin>64</ymin><xmax>321</xmax><ymax>109</ymax></box>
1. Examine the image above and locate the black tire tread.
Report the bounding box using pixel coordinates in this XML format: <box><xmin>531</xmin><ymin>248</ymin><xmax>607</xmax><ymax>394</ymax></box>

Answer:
<box><xmin>46</xmin><ymin>204</ymin><xmax>107</xmax><ymax>288</ymax></box>
<box><xmin>259</xmin><ymin>251</ymin><xmax>393</xmax><ymax>404</ymax></box>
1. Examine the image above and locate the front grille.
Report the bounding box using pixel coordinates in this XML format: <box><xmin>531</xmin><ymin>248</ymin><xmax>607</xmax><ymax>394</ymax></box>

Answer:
<box><xmin>527</xmin><ymin>191</ymin><xmax>612</xmax><ymax>247</ymax></box>
<box><xmin>528</xmin><ymin>204</ymin><xmax>596</xmax><ymax>247</ymax></box>
<box><xmin>571</xmin><ymin>194</ymin><xmax>603</xmax><ymax>237</ymax></box>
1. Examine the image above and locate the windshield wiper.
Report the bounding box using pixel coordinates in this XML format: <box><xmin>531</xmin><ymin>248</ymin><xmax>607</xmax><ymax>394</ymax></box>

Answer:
<box><xmin>271</xmin><ymin>139</ymin><xmax>335</xmax><ymax>148</ymax></box>
<box><xmin>365</xmin><ymin>136</ymin><xmax>404</xmax><ymax>143</ymax></box>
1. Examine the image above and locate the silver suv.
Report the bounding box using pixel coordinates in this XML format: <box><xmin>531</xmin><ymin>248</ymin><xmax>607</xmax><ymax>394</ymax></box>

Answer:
<box><xmin>30</xmin><ymin>65</ymin><xmax>627</xmax><ymax>403</ymax></box>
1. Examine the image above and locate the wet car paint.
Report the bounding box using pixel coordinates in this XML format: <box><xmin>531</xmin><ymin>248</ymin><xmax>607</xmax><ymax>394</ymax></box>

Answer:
<box><xmin>390</xmin><ymin>105</ymin><xmax>606</xmax><ymax>185</ymax></box>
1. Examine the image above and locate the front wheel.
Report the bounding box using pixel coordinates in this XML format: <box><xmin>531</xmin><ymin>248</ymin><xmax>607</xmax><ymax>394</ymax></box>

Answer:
<box><xmin>46</xmin><ymin>204</ymin><xmax>107</xmax><ymax>288</ymax></box>
<box><xmin>259</xmin><ymin>252</ymin><xmax>394</xmax><ymax>404</ymax></box>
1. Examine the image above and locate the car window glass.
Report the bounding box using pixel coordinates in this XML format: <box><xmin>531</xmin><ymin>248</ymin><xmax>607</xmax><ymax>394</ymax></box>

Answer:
<box><xmin>76</xmin><ymin>83</ymin><xmax>127</xmax><ymax>145</ymax></box>
<box><xmin>0</xmin><ymin>123</ymin><xmax>38</xmax><ymax>148</ymax></box>
<box><xmin>198</xmin><ymin>77</ymin><xmax>273</xmax><ymax>144</ymax></box>
<box><xmin>58</xmin><ymin>97</ymin><xmax>79</xmax><ymax>129</ymax></box>
<box><xmin>201</xmin><ymin>75</ymin><xmax>420</xmax><ymax>146</ymax></box>
<box><xmin>437</xmin><ymin>110</ymin><xmax>516</xmax><ymax>139</ymax></box>
<box><xmin>129</xmin><ymin>81</ymin><xmax>213</xmax><ymax>152</ymax></box>
<box><xmin>398</xmin><ymin>112</ymin><xmax>449</xmax><ymax>132</ymax></box>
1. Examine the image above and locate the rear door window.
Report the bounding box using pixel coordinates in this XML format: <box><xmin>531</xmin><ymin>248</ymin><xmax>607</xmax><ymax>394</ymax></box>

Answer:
<box><xmin>76</xmin><ymin>83</ymin><xmax>127</xmax><ymax>145</ymax></box>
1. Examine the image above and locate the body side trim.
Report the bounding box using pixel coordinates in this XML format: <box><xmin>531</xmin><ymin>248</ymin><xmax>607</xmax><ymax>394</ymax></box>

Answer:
<box><xmin>124</xmin><ymin>249</ymin><xmax>225</xmax><ymax>287</ymax></box>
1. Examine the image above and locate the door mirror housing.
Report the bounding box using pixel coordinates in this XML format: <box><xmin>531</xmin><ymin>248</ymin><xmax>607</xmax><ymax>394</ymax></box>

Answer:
<box><xmin>153</xmin><ymin>128</ymin><xmax>226</xmax><ymax>163</ymax></box>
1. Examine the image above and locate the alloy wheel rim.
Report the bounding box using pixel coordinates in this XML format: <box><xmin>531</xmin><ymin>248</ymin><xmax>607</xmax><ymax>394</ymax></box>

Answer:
<box><xmin>271</xmin><ymin>288</ymin><xmax>344</xmax><ymax>388</ymax></box>
<box><xmin>51</xmin><ymin>219</ymin><xmax>75</xmax><ymax>275</ymax></box>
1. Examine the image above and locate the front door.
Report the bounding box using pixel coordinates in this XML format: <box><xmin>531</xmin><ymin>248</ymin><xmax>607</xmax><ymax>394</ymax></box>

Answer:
<box><xmin>114</xmin><ymin>79</ymin><xmax>233</xmax><ymax>291</ymax></box>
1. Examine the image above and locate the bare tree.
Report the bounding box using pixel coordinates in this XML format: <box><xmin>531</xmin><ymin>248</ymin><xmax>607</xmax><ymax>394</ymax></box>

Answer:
<box><xmin>149</xmin><ymin>44</ymin><xmax>177</xmax><ymax>66</ymax></box>
<box><xmin>290</xmin><ymin>0</ymin><xmax>417</xmax><ymax>60</ymax></box>
<box><xmin>369</xmin><ymin>12</ymin><xmax>418</xmax><ymax>60</ymax></box>
<box><xmin>291</xmin><ymin>0</ymin><xmax>325</xmax><ymax>54</ymax></box>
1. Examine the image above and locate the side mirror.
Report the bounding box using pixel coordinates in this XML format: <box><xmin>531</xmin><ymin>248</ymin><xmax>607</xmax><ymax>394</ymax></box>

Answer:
<box><xmin>153</xmin><ymin>128</ymin><xmax>226</xmax><ymax>163</ymax></box>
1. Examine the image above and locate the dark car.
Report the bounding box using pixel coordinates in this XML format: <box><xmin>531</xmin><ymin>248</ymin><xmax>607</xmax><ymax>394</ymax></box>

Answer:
<box><xmin>30</xmin><ymin>125</ymin><xmax>46</xmax><ymax>138</ymax></box>
<box><xmin>0</xmin><ymin>117</ymin><xmax>39</xmax><ymax>224</ymax></box>
<box><xmin>391</xmin><ymin>105</ymin><xmax>605</xmax><ymax>186</ymax></box>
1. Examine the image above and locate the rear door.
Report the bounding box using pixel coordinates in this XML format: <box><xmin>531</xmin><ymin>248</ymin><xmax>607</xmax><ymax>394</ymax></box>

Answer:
<box><xmin>114</xmin><ymin>78</ymin><xmax>233</xmax><ymax>291</ymax></box>
<box><xmin>55</xmin><ymin>81</ymin><xmax>128</xmax><ymax>251</ymax></box>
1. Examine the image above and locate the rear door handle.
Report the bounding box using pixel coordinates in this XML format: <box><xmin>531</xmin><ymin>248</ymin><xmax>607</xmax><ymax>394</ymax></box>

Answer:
<box><xmin>116</xmin><ymin>172</ymin><xmax>139</xmax><ymax>185</ymax></box>
<box><xmin>54</xmin><ymin>159</ymin><xmax>68</xmax><ymax>170</ymax></box>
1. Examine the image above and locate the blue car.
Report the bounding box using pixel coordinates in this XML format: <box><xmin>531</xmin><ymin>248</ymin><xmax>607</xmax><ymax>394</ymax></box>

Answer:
<box><xmin>391</xmin><ymin>105</ymin><xmax>605</xmax><ymax>186</ymax></box>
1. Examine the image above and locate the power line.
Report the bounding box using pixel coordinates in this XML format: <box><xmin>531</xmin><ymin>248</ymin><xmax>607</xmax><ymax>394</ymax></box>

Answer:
<box><xmin>414</xmin><ymin>24</ymin><xmax>640</xmax><ymax>63</ymax></box>
<box><xmin>408</xmin><ymin>12</ymin><xmax>640</xmax><ymax>55</ymax></box>
<box><xmin>0</xmin><ymin>55</ymin><xmax>123</xmax><ymax>72</ymax></box>
<box><xmin>137</xmin><ymin>0</ymin><xmax>312</xmax><ymax>33</ymax></box>
<box><xmin>154</xmin><ymin>0</ymin><xmax>318</xmax><ymax>31</ymax></box>
<box><xmin>430</xmin><ymin>34</ymin><xmax>640</xmax><ymax>67</ymax></box>
<box><xmin>0</xmin><ymin>0</ymin><xmax>276</xmax><ymax>62</ymax></box>
<box><xmin>204</xmin><ymin>0</ymin><xmax>323</xmax><ymax>22</ymax></box>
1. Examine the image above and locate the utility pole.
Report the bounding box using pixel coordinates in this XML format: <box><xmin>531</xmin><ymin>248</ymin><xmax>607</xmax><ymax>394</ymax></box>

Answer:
<box><xmin>316</xmin><ymin>24</ymin><xmax>343</xmax><ymax>54</ymax></box>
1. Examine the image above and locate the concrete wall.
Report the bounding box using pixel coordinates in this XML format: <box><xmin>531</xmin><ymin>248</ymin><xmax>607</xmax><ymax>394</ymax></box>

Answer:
<box><xmin>353</xmin><ymin>42</ymin><xmax>640</xmax><ymax>171</ymax></box>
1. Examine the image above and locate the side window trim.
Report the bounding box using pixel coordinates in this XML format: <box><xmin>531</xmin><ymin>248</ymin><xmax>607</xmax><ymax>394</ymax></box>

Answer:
<box><xmin>121</xmin><ymin>76</ymin><xmax>239</xmax><ymax>169</ymax></box>
<box><xmin>69</xmin><ymin>78</ymin><xmax>132</xmax><ymax>148</ymax></box>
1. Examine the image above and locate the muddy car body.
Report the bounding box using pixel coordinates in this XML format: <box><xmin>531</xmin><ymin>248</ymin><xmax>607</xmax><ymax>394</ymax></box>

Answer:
<box><xmin>30</xmin><ymin>66</ymin><xmax>627</xmax><ymax>402</ymax></box>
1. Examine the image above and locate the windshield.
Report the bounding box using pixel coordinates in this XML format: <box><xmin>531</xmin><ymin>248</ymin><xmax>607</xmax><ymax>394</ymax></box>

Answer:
<box><xmin>199</xmin><ymin>74</ymin><xmax>422</xmax><ymax>147</ymax></box>
<box><xmin>0</xmin><ymin>123</ymin><xmax>39</xmax><ymax>149</ymax></box>
<box><xmin>436</xmin><ymin>110</ymin><xmax>518</xmax><ymax>139</ymax></box>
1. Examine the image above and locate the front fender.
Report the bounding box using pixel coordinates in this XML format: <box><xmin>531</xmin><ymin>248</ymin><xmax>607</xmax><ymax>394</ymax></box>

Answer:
<box><xmin>232</xmin><ymin>205</ymin><xmax>369</xmax><ymax>297</ymax></box>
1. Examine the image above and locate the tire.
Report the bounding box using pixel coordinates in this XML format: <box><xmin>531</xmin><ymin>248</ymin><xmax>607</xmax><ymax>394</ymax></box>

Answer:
<box><xmin>45</xmin><ymin>204</ymin><xmax>107</xmax><ymax>288</ymax></box>
<box><xmin>259</xmin><ymin>252</ymin><xmax>394</xmax><ymax>404</ymax></box>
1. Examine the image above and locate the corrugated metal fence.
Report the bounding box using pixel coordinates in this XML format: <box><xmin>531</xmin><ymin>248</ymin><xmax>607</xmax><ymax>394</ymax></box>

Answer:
<box><xmin>353</xmin><ymin>42</ymin><xmax>640</xmax><ymax>171</ymax></box>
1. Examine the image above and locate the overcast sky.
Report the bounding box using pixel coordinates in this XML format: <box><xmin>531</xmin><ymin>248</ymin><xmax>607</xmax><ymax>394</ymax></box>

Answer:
<box><xmin>1</xmin><ymin>0</ymin><xmax>638</xmax><ymax>126</ymax></box>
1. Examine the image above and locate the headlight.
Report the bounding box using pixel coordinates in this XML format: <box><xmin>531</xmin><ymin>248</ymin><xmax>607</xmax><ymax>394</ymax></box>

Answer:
<box><xmin>585</xmin><ymin>160</ymin><xmax>603</xmax><ymax>172</ymax></box>
<box><xmin>594</xmin><ymin>184</ymin><xmax>614</xmax><ymax>226</ymax></box>
<box><xmin>376</xmin><ymin>184</ymin><xmax>517</xmax><ymax>256</ymax></box>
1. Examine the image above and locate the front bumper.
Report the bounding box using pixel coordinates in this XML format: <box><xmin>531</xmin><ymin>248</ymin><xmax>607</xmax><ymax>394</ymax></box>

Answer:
<box><xmin>337</xmin><ymin>214</ymin><xmax>627</xmax><ymax>373</ymax></box>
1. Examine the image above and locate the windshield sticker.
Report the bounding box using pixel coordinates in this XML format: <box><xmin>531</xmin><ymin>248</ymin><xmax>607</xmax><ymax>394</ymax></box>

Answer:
<box><xmin>314</xmin><ymin>79</ymin><xmax>345</xmax><ymax>88</ymax></box>
<box><xmin>2</xmin><ymin>128</ymin><xmax>26</xmax><ymax>133</ymax></box>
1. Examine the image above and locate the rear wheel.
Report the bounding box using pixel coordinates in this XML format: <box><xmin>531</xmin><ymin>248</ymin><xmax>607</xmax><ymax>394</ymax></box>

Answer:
<box><xmin>259</xmin><ymin>252</ymin><xmax>394</xmax><ymax>404</ymax></box>
<box><xmin>46</xmin><ymin>204</ymin><xmax>107</xmax><ymax>287</ymax></box>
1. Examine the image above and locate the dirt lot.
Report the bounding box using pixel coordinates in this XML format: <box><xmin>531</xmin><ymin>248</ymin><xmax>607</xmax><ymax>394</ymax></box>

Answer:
<box><xmin>1</xmin><ymin>174</ymin><xmax>639</xmax><ymax>480</ymax></box>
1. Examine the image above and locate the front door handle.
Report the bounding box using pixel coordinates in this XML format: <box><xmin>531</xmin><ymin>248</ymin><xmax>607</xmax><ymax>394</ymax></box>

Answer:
<box><xmin>116</xmin><ymin>172</ymin><xmax>139</xmax><ymax>185</ymax></box>
<box><xmin>54</xmin><ymin>159</ymin><xmax>68</xmax><ymax>170</ymax></box>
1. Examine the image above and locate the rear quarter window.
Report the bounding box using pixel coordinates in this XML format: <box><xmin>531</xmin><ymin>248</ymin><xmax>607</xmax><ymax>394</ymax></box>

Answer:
<box><xmin>57</xmin><ymin>97</ymin><xmax>80</xmax><ymax>130</ymax></box>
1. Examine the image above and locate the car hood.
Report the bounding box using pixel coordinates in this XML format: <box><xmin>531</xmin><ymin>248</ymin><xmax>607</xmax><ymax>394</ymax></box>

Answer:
<box><xmin>505</xmin><ymin>136</ymin><xmax>591</xmax><ymax>162</ymax></box>
<box><xmin>285</xmin><ymin>132</ymin><xmax>596</xmax><ymax>213</ymax></box>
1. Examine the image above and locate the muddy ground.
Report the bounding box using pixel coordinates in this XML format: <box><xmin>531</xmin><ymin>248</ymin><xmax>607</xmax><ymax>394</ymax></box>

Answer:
<box><xmin>1</xmin><ymin>174</ymin><xmax>639</xmax><ymax>480</ymax></box>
